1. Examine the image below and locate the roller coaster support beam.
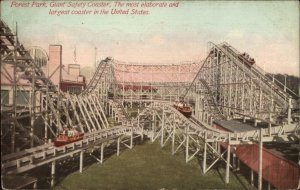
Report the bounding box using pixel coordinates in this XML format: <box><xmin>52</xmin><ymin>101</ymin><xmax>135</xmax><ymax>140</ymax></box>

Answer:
<box><xmin>75</xmin><ymin>96</ymin><xmax>91</xmax><ymax>132</ymax></box>
<box><xmin>79</xmin><ymin>151</ymin><xmax>83</xmax><ymax>173</ymax></box>
<box><xmin>68</xmin><ymin>95</ymin><xmax>84</xmax><ymax>132</ymax></box>
<box><xmin>172</xmin><ymin>130</ymin><xmax>186</xmax><ymax>156</ymax></box>
<box><xmin>79</xmin><ymin>96</ymin><xmax>96</xmax><ymax>131</ymax></box>
<box><xmin>204</xmin><ymin>143</ymin><xmax>228</xmax><ymax>173</ymax></box>
<box><xmin>94</xmin><ymin>96</ymin><xmax>109</xmax><ymax>128</ymax></box>
<box><xmin>84</xmin><ymin>96</ymin><xmax>101</xmax><ymax>129</ymax></box>
<box><xmin>186</xmin><ymin>136</ymin><xmax>200</xmax><ymax>163</ymax></box>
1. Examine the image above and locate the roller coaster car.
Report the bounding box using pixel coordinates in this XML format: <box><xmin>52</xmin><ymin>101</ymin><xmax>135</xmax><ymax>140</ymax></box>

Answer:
<box><xmin>173</xmin><ymin>102</ymin><xmax>192</xmax><ymax>118</ymax></box>
<box><xmin>238</xmin><ymin>52</ymin><xmax>255</xmax><ymax>66</ymax></box>
<box><xmin>54</xmin><ymin>128</ymin><xmax>84</xmax><ymax>147</ymax></box>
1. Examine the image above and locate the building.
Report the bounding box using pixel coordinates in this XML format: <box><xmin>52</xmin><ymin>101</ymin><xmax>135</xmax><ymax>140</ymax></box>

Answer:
<box><xmin>48</xmin><ymin>45</ymin><xmax>86</xmax><ymax>94</ymax></box>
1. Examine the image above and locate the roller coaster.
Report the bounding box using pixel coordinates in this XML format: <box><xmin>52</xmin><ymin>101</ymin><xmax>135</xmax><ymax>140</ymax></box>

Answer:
<box><xmin>1</xmin><ymin>19</ymin><xmax>299</xmax><ymax>189</ymax></box>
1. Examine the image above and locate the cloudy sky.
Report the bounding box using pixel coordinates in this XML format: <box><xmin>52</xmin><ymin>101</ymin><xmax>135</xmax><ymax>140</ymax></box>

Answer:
<box><xmin>2</xmin><ymin>0</ymin><xmax>299</xmax><ymax>76</ymax></box>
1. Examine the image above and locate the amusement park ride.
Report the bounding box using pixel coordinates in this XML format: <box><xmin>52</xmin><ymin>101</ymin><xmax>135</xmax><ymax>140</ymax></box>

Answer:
<box><xmin>1</xmin><ymin>19</ymin><xmax>300</xmax><ymax>189</ymax></box>
<box><xmin>53</xmin><ymin>128</ymin><xmax>84</xmax><ymax>147</ymax></box>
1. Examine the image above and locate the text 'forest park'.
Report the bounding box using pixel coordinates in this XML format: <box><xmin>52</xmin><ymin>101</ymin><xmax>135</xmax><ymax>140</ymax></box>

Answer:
<box><xmin>11</xmin><ymin>1</ymin><xmax>175</xmax><ymax>8</ymax></box>
<box><xmin>10</xmin><ymin>1</ymin><xmax>110</xmax><ymax>8</ymax></box>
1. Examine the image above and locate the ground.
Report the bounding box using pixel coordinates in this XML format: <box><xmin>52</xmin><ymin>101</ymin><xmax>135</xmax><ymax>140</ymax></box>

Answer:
<box><xmin>54</xmin><ymin>141</ymin><xmax>253</xmax><ymax>190</ymax></box>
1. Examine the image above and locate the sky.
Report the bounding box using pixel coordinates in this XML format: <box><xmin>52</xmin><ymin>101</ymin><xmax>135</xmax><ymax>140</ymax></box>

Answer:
<box><xmin>1</xmin><ymin>0</ymin><xmax>299</xmax><ymax>76</ymax></box>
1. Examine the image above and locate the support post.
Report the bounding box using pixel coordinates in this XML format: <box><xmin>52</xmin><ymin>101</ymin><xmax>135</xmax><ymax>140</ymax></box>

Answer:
<box><xmin>151</xmin><ymin>113</ymin><xmax>156</xmax><ymax>143</ymax></box>
<box><xmin>287</xmin><ymin>97</ymin><xmax>292</xmax><ymax>124</ymax></box>
<box><xmin>44</xmin><ymin>94</ymin><xmax>48</xmax><ymax>143</ymax></box>
<box><xmin>258</xmin><ymin>128</ymin><xmax>263</xmax><ymax>190</ymax></box>
<box><xmin>214</xmin><ymin>142</ymin><xmax>218</xmax><ymax>156</ymax></box>
<box><xmin>171</xmin><ymin>125</ymin><xmax>175</xmax><ymax>155</ymax></box>
<box><xmin>203</xmin><ymin>132</ymin><xmax>207</xmax><ymax>173</ymax></box>
<box><xmin>79</xmin><ymin>151</ymin><xmax>83</xmax><ymax>173</ymax></box>
<box><xmin>251</xmin><ymin>169</ymin><xmax>254</xmax><ymax>186</ymax></box>
<box><xmin>185</xmin><ymin>127</ymin><xmax>189</xmax><ymax>163</ymax></box>
<box><xmin>298</xmin><ymin>149</ymin><xmax>300</xmax><ymax>166</ymax></box>
<box><xmin>108</xmin><ymin>103</ymin><xmax>111</xmax><ymax>116</ymax></box>
<box><xmin>268</xmin><ymin>97</ymin><xmax>273</xmax><ymax>136</ymax></box>
<box><xmin>138</xmin><ymin>109</ymin><xmax>143</xmax><ymax>141</ymax></box>
<box><xmin>117</xmin><ymin>137</ymin><xmax>120</xmax><ymax>156</ymax></box>
<box><xmin>268</xmin><ymin>121</ymin><xmax>272</xmax><ymax>136</ymax></box>
<box><xmin>225</xmin><ymin>134</ymin><xmax>231</xmax><ymax>185</ymax></box>
<box><xmin>141</xmin><ymin>126</ymin><xmax>144</xmax><ymax>141</ymax></box>
<box><xmin>237</xmin><ymin>159</ymin><xmax>240</xmax><ymax>171</ymax></box>
<box><xmin>130</xmin><ymin>127</ymin><xmax>133</xmax><ymax>149</ymax></box>
<box><xmin>51</xmin><ymin>161</ymin><xmax>56</xmax><ymax>187</ymax></box>
<box><xmin>100</xmin><ymin>143</ymin><xmax>104</xmax><ymax>164</ymax></box>
<box><xmin>161</xmin><ymin>109</ymin><xmax>165</xmax><ymax>147</ymax></box>
<box><xmin>233</xmin><ymin>147</ymin><xmax>236</xmax><ymax>171</ymax></box>
<box><xmin>33</xmin><ymin>181</ymin><xmax>37</xmax><ymax>189</ymax></box>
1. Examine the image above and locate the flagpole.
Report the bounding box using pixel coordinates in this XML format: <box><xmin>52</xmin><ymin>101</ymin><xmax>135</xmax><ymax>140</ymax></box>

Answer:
<box><xmin>74</xmin><ymin>46</ymin><xmax>77</xmax><ymax>65</ymax></box>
